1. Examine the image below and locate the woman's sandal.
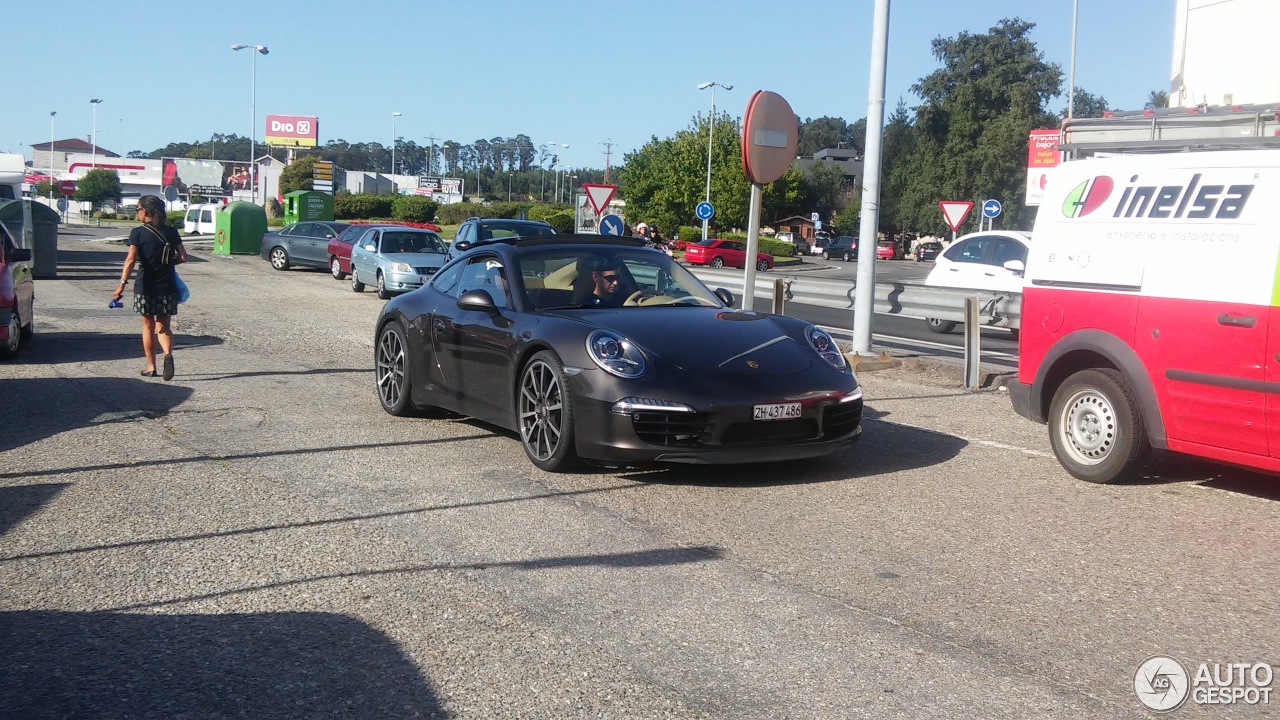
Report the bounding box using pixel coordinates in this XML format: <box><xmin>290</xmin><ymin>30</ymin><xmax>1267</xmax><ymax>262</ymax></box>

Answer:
<box><xmin>140</xmin><ymin>369</ymin><xmax>158</xmax><ymax>377</ymax></box>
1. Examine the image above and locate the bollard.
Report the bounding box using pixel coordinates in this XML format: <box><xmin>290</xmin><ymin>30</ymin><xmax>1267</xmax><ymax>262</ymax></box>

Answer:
<box><xmin>963</xmin><ymin>296</ymin><xmax>981</xmax><ymax>389</ymax></box>
<box><xmin>772</xmin><ymin>279</ymin><xmax>786</xmax><ymax>315</ymax></box>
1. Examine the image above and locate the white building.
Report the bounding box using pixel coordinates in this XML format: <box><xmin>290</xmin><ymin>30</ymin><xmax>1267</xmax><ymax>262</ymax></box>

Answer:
<box><xmin>1172</xmin><ymin>0</ymin><xmax>1280</xmax><ymax>107</ymax></box>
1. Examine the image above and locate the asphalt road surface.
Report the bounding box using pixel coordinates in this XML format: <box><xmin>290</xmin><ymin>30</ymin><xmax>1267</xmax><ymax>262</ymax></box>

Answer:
<box><xmin>2</xmin><ymin>228</ymin><xmax>1276</xmax><ymax>719</ymax></box>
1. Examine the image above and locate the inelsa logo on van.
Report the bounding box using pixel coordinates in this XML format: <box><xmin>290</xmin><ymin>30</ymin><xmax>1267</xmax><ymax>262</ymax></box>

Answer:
<box><xmin>1062</xmin><ymin>176</ymin><xmax>1114</xmax><ymax>217</ymax></box>
<box><xmin>1113</xmin><ymin>174</ymin><xmax>1254</xmax><ymax>220</ymax></box>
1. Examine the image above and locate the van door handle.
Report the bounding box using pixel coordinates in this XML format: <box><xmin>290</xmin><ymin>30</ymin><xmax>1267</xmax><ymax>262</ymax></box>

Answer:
<box><xmin>1217</xmin><ymin>313</ymin><xmax>1256</xmax><ymax>328</ymax></box>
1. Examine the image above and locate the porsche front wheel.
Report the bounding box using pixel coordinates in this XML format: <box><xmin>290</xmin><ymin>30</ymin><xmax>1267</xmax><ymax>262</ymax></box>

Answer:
<box><xmin>518</xmin><ymin>351</ymin><xmax>579</xmax><ymax>472</ymax></box>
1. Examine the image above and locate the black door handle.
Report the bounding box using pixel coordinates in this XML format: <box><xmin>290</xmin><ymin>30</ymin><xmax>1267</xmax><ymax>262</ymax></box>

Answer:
<box><xmin>1217</xmin><ymin>313</ymin><xmax>1256</xmax><ymax>328</ymax></box>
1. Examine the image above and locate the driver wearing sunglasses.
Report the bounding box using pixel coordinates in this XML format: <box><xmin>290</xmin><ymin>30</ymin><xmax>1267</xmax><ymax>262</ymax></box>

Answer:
<box><xmin>586</xmin><ymin>257</ymin><xmax>625</xmax><ymax>307</ymax></box>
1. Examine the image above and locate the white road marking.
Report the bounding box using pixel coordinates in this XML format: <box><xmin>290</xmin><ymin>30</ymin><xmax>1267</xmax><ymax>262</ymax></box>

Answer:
<box><xmin>868</xmin><ymin>417</ymin><xmax>1055</xmax><ymax>459</ymax></box>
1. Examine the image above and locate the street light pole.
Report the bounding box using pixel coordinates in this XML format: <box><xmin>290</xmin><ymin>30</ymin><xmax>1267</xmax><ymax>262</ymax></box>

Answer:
<box><xmin>89</xmin><ymin>99</ymin><xmax>102</xmax><ymax>170</ymax></box>
<box><xmin>540</xmin><ymin>142</ymin><xmax>568</xmax><ymax>202</ymax></box>
<box><xmin>1068</xmin><ymin>0</ymin><xmax>1079</xmax><ymax>119</ymax></box>
<box><xmin>391</xmin><ymin>112</ymin><xmax>401</xmax><ymax>182</ymax></box>
<box><xmin>508</xmin><ymin>172</ymin><xmax>513</xmax><ymax>201</ymax></box>
<box><xmin>697</xmin><ymin>81</ymin><xmax>733</xmax><ymax>242</ymax></box>
<box><xmin>49</xmin><ymin>111</ymin><xmax>56</xmax><ymax>201</ymax></box>
<box><xmin>231</xmin><ymin>44</ymin><xmax>269</xmax><ymax>204</ymax></box>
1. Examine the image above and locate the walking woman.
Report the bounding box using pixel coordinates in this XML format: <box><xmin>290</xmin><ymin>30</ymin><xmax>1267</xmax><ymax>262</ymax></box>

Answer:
<box><xmin>110</xmin><ymin>195</ymin><xmax>187</xmax><ymax>380</ymax></box>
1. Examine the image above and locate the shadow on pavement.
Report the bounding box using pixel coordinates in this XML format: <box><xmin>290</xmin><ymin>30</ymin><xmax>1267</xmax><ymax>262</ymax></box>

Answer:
<box><xmin>616</xmin><ymin>415</ymin><xmax>969</xmax><ymax>487</ymax></box>
<box><xmin>0</xmin><ymin>483</ymin><xmax>69</xmax><ymax>537</ymax></box>
<box><xmin>0</xmin><ymin>610</ymin><xmax>445</xmax><ymax>719</ymax></box>
<box><xmin>0</xmin><ymin>376</ymin><xmax>194</xmax><ymax>454</ymax></box>
<box><xmin>1130</xmin><ymin>453</ymin><xmax>1280</xmax><ymax>502</ymax></box>
<box><xmin>11</xmin><ymin>331</ymin><xmax>223</xmax><ymax>365</ymax></box>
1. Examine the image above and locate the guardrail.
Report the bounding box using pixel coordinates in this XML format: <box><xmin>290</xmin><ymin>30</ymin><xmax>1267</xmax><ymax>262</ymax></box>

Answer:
<box><xmin>686</xmin><ymin>266</ymin><xmax>1022</xmax><ymax>388</ymax></box>
<box><xmin>685</xmin><ymin>266</ymin><xmax>1021</xmax><ymax>328</ymax></box>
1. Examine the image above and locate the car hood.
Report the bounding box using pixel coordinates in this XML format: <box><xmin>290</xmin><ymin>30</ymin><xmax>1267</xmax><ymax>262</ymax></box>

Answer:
<box><xmin>380</xmin><ymin>252</ymin><xmax>446</xmax><ymax>267</ymax></box>
<box><xmin>560</xmin><ymin>308</ymin><xmax>815</xmax><ymax>375</ymax></box>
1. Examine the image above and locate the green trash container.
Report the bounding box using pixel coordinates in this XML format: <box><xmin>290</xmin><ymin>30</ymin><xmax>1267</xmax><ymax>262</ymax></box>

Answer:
<box><xmin>0</xmin><ymin>200</ymin><xmax>61</xmax><ymax>278</ymax></box>
<box><xmin>282</xmin><ymin>190</ymin><xmax>335</xmax><ymax>226</ymax></box>
<box><xmin>213</xmin><ymin>201</ymin><xmax>268</xmax><ymax>255</ymax></box>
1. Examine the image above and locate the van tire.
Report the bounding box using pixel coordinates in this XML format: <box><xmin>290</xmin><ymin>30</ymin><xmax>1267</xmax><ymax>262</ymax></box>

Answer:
<box><xmin>1048</xmin><ymin>368</ymin><xmax>1150</xmax><ymax>484</ymax></box>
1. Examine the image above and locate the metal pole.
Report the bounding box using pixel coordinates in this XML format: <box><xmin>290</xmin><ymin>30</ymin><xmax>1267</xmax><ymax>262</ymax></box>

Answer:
<box><xmin>250</xmin><ymin>49</ymin><xmax>256</xmax><ymax>203</ymax></box>
<box><xmin>90</xmin><ymin>99</ymin><xmax>101</xmax><ymax>170</ymax></box>
<box><xmin>1068</xmin><ymin>0</ymin><xmax>1078</xmax><ymax>120</ymax></box>
<box><xmin>49</xmin><ymin>112</ymin><xmax>56</xmax><ymax>201</ymax></box>
<box><xmin>741</xmin><ymin>183</ymin><xmax>764</xmax><ymax>311</ymax></box>
<box><xmin>703</xmin><ymin>85</ymin><xmax>714</xmax><ymax>243</ymax></box>
<box><xmin>853</xmin><ymin>0</ymin><xmax>891</xmax><ymax>355</ymax></box>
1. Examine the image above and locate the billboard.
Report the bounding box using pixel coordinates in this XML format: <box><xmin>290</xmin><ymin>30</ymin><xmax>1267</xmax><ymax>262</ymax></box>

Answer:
<box><xmin>162</xmin><ymin>158</ymin><xmax>256</xmax><ymax>199</ymax></box>
<box><xmin>264</xmin><ymin>115</ymin><xmax>319</xmax><ymax>147</ymax></box>
<box><xmin>1024</xmin><ymin>129</ymin><xmax>1061</xmax><ymax>207</ymax></box>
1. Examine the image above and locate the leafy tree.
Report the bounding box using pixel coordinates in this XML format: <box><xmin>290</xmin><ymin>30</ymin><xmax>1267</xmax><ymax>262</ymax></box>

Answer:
<box><xmin>799</xmin><ymin>162</ymin><xmax>848</xmax><ymax>220</ymax></box>
<box><xmin>279</xmin><ymin>155</ymin><xmax>317</xmax><ymax>194</ymax></box>
<box><xmin>73</xmin><ymin>168</ymin><xmax>121</xmax><ymax>209</ymax></box>
<box><xmin>1146</xmin><ymin>90</ymin><xmax>1169</xmax><ymax>110</ymax></box>
<box><xmin>895</xmin><ymin>17</ymin><xmax>1063</xmax><ymax>233</ymax></box>
<box><xmin>880</xmin><ymin>98</ymin><xmax>918</xmax><ymax>232</ymax></box>
<box><xmin>1062</xmin><ymin>87</ymin><xmax>1108</xmax><ymax>119</ymax></box>
<box><xmin>833</xmin><ymin>198</ymin><xmax>860</xmax><ymax>236</ymax></box>
<box><xmin>797</xmin><ymin>116</ymin><xmax>858</xmax><ymax>157</ymax></box>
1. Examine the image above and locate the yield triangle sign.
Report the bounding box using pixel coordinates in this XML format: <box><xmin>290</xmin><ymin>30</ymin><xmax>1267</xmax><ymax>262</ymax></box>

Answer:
<box><xmin>939</xmin><ymin>200</ymin><xmax>974</xmax><ymax>232</ymax></box>
<box><xmin>583</xmin><ymin>183</ymin><xmax>617</xmax><ymax>215</ymax></box>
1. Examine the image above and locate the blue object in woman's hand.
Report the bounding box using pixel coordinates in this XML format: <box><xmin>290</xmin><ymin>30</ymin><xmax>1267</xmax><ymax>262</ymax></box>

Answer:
<box><xmin>108</xmin><ymin>298</ymin><xmax>124</xmax><ymax>309</ymax></box>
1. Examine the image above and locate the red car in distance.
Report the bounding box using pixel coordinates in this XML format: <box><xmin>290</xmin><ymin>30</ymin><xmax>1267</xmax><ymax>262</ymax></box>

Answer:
<box><xmin>875</xmin><ymin>239</ymin><xmax>900</xmax><ymax>260</ymax></box>
<box><xmin>683</xmin><ymin>239</ymin><xmax>774</xmax><ymax>271</ymax></box>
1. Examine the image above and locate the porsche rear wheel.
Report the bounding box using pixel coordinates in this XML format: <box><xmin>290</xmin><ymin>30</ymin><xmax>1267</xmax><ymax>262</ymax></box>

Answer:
<box><xmin>518</xmin><ymin>351</ymin><xmax>579</xmax><ymax>472</ymax></box>
<box><xmin>376</xmin><ymin>322</ymin><xmax>414</xmax><ymax>416</ymax></box>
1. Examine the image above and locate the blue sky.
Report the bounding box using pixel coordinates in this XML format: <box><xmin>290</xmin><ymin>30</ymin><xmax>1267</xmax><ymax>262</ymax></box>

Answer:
<box><xmin>6</xmin><ymin>0</ymin><xmax>1174</xmax><ymax>170</ymax></box>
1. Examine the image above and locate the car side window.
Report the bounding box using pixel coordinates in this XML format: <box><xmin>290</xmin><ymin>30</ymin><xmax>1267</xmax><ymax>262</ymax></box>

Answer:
<box><xmin>945</xmin><ymin>236</ymin><xmax>993</xmax><ymax>264</ymax></box>
<box><xmin>457</xmin><ymin>256</ymin><xmax>498</xmax><ymax>296</ymax></box>
<box><xmin>724</xmin><ymin>241</ymin><xmax>744</xmax><ymax>252</ymax></box>
<box><xmin>431</xmin><ymin>260</ymin><xmax>466</xmax><ymax>295</ymax></box>
<box><xmin>295</xmin><ymin>223</ymin><xmax>315</xmax><ymax>238</ymax></box>
<box><xmin>991</xmin><ymin>238</ymin><xmax>1028</xmax><ymax>266</ymax></box>
<box><xmin>361</xmin><ymin>230</ymin><xmax>379</xmax><ymax>251</ymax></box>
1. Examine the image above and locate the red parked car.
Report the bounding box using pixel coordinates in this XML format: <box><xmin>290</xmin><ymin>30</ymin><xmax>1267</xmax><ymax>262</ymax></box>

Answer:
<box><xmin>875</xmin><ymin>239</ymin><xmax>900</xmax><ymax>260</ymax></box>
<box><xmin>683</xmin><ymin>239</ymin><xmax>774</xmax><ymax>271</ymax></box>
<box><xmin>326</xmin><ymin>225</ymin><xmax>373</xmax><ymax>280</ymax></box>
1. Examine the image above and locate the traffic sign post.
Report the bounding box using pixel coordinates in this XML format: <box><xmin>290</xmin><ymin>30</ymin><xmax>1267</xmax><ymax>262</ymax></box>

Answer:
<box><xmin>598</xmin><ymin>213</ymin><xmax>624</xmax><ymax>236</ymax></box>
<box><xmin>59</xmin><ymin>180</ymin><xmax>76</xmax><ymax>195</ymax></box>
<box><xmin>740</xmin><ymin>90</ymin><xmax>798</xmax><ymax>311</ymax></box>
<box><xmin>981</xmin><ymin>199</ymin><xmax>1001</xmax><ymax>231</ymax></box>
<box><xmin>695</xmin><ymin>201</ymin><xmax>715</xmax><ymax>222</ymax></box>
<box><xmin>939</xmin><ymin>200</ymin><xmax>974</xmax><ymax>244</ymax></box>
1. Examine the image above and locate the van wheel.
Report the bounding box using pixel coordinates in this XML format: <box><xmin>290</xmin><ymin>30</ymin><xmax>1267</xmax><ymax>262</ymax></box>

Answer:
<box><xmin>269</xmin><ymin>247</ymin><xmax>290</xmax><ymax>271</ymax></box>
<box><xmin>925</xmin><ymin>318</ymin><xmax>956</xmax><ymax>334</ymax></box>
<box><xmin>1049</xmin><ymin>368</ymin><xmax>1150</xmax><ymax>484</ymax></box>
<box><xmin>330</xmin><ymin>256</ymin><xmax>346</xmax><ymax>280</ymax></box>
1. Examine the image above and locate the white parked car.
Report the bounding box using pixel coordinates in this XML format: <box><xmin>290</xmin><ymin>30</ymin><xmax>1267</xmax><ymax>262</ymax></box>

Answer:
<box><xmin>922</xmin><ymin>230</ymin><xmax>1030</xmax><ymax>334</ymax></box>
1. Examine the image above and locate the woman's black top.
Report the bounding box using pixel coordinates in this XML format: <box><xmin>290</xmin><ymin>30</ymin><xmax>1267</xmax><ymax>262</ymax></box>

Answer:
<box><xmin>127</xmin><ymin>224</ymin><xmax>181</xmax><ymax>296</ymax></box>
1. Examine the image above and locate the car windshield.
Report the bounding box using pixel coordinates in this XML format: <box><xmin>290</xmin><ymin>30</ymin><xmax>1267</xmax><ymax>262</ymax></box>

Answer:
<box><xmin>517</xmin><ymin>247</ymin><xmax>724</xmax><ymax>310</ymax></box>
<box><xmin>382</xmin><ymin>231</ymin><xmax>446</xmax><ymax>254</ymax></box>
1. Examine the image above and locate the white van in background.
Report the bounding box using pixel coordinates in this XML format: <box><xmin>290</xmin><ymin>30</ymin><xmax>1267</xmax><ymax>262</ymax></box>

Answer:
<box><xmin>182</xmin><ymin>204</ymin><xmax>219</xmax><ymax>235</ymax></box>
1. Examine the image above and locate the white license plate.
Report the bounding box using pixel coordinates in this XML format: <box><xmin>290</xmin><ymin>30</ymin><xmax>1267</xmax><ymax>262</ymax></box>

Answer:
<box><xmin>753</xmin><ymin>403</ymin><xmax>802</xmax><ymax>421</ymax></box>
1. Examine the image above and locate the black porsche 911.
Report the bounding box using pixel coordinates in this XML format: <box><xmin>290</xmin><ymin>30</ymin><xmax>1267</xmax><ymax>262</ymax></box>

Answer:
<box><xmin>373</xmin><ymin>234</ymin><xmax>864</xmax><ymax>472</ymax></box>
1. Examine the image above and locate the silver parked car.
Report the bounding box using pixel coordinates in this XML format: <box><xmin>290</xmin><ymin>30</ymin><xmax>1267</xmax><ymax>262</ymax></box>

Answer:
<box><xmin>349</xmin><ymin>226</ymin><xmax>449</xmax><ymax>299</ymax></box>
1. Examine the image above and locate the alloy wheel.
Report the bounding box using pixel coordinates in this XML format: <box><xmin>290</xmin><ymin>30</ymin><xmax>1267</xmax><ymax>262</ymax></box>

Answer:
<box><xmin>270</xmin><ymin>247</ymin><xmax>287</xmax><ymax>270</ymax></box>
<box><xmin>4</xmin><ymin>314</ymin><xmax>19</xmax><ymax>354</ymax></box>
<box><xmin>519</xmin><ymin>360</ymin><xmax>564</xmax><ymax>462</ymax></box>
<box><xmin>376</xmin><ymin>328</ymin><xmax>406</xmax><ymax>409</ymax></box>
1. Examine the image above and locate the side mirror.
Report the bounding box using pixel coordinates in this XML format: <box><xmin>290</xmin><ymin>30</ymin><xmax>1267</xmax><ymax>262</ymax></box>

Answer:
<box><xmin>1003</xmin><ymin>259</ymin><xmax>1026</xmax><ymax>275</ymax></box>
<box><xmin>714</xmin><ymin>288</ymin><xmax>734</xmax><ymax>306</ymax></box>
<box><xmin>457</xmin><ymin>289</ymin><xmax>498</xmax><ymax>314</ymax></box>
<box><xmin>363</xmin><ymin>243</ymin><xmax>376</xmax><ymax>251</ymax></box>
<box><xmin>455</xmin><ymin>240</ymin><xmax>473</xmax><ymax>252</ymax></box>
<box><xmin>8</xmin><ymin>248</ymin><xmax>31</xmax><ymax>263</ymax></box>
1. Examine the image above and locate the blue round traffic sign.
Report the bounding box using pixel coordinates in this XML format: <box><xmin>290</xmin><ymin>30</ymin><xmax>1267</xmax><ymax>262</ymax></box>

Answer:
<box><xmin>982</xmin><ymin>199</ymin><xmax>1002</xmax><ymax>219</ymax></box>
<box><xmin>695</xmin><ymin>201</ymin><xmax>715</xmax><ymax>221</ymax></box>
<box><xmin>599</xmin><ymin>213</ymin><xmax>625</xmax><ymax>236</ymax></box>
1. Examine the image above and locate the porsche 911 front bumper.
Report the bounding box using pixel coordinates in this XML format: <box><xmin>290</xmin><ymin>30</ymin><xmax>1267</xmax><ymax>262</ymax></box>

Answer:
<box><xmin>566</xmin><ymin>371</ymin><xmax>863</xmax><ymax>465</ymax></box>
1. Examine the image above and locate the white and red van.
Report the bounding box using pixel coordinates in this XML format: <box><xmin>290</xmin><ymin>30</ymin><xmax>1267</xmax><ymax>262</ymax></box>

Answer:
<box><xmin>1011</xmin><ymin>149</ymin><xmax>1280</xmax><ymax>483</ymax></box>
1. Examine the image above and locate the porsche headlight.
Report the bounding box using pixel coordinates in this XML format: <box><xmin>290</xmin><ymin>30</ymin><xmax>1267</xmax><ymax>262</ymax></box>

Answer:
<box><xmin>805</xmin><ymin>325</ymin><xmax>847</xmax><ymax>370</ymax></box>
<box><xmin>587</xmin><ymin>330</ymin><xmax>646</xmax><ymax>378</ymax></box>
<box><xmin>389</xmin><ymin>262</ymin><xmax>413</xmax><ymax>274</ymax></box>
